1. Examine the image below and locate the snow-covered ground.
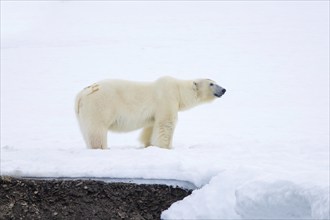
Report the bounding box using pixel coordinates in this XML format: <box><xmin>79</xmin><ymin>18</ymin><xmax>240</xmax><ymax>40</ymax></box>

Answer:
<box><xmin>1</xmin><ymin>1</ymin><xmax>329</xmax><ymax>219</ymax></box>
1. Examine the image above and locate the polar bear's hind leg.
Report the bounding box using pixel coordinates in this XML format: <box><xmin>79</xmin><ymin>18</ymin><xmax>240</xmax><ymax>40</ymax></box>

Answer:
<box><xmin>83</xmin><ymin>127</ymin><xmax>108</xmax><ymax>149</ymax></box>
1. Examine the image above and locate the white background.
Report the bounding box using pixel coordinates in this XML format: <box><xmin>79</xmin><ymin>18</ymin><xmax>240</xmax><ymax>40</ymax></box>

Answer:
<box><xmin>1</xmin><ymin>1</ymin><xmax>329</xmax><ymax>219</ymax></box>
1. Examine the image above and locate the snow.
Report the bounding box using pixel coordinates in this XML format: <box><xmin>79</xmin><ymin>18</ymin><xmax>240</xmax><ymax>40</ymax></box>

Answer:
<box><xmin>162</xmin><ymin>169</ymin><xmax>329</xmax><ymax>219</ymax></box>
<box><xmin>1</xmin><ymin>1</ymin><xmax>329</xmax><ymax>219</ymax></box>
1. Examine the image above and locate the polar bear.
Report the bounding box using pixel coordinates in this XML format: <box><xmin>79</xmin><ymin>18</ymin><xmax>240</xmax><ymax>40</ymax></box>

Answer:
<box><xmin>75</xmin><ymin>76</ymin><xmax>226</xmax><ymax>149</ymax></box>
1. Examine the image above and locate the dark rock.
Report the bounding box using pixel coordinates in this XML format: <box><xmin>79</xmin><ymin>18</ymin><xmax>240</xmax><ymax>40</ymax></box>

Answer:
<box><xmin>0</xmin><ymin>177</ymin><xmax>192</xmax><ymax>220</ymax></box>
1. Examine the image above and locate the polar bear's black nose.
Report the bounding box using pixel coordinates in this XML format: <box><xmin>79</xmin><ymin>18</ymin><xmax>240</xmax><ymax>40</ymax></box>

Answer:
<box><xmin>222</xmin><ymin>89</ymin><xmax>226</xmax><ymax>94</ymax></box>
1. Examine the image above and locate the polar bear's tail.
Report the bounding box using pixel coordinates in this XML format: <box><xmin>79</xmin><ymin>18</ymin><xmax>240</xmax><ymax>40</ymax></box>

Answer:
<box><xmin>75</xmin><ymin>92</ymin><xmax>83</xmax><ymax>116</ymax></box>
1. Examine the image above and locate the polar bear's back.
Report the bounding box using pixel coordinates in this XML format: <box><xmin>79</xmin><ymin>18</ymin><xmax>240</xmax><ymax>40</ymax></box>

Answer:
<box><xmin>75</xmin><ymin>79</ymin><xmax>157</xmax><ymax>132</ymax></box>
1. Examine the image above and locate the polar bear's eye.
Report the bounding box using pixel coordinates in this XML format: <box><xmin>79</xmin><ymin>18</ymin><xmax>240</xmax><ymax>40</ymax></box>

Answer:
<box><xmin>210</xmin><ymin>83</ymin><xmax>214</xmax><ymax>86</ymax></box>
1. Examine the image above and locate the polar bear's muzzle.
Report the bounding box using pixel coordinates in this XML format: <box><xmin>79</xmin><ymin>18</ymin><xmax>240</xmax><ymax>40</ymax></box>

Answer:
<box><xmin>213</xmin><ymin>84</ymin><xmax>226</xmax><ymax>98</ymax></box>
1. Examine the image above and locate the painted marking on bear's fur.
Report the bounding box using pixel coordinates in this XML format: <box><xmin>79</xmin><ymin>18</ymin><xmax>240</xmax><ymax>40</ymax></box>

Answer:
<box><xmin>87</xmin><ymin>88</ymin><xmax>99</xmax><ymax>96</ymax></box>
<box><xmin>87</xmin><ymin>84</ymin><xmax>100</xmax><ymax>96</ymax></box>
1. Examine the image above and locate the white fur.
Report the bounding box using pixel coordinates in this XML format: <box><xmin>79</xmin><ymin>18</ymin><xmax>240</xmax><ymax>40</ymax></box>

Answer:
<box><xmin>75</xmin><ymin>76</ymin><xmax>219</xmax><ymax>149</ymax></box>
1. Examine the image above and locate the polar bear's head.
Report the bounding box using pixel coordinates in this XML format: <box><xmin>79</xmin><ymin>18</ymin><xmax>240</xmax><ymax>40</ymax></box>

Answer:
<box><xmin>194</xmin><ymin>79</ymin><xmax>226</xmax><ymax>103</ymax></box>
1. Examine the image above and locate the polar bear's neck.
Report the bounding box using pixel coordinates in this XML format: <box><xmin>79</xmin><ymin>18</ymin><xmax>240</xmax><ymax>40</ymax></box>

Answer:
<box><xmin>178</xmin><ymin>80</ymin><xmax>199</xmax><ymax>111</ymax></box>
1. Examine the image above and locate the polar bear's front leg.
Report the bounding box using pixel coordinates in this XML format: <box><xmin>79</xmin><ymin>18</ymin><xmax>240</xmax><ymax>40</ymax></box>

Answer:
<box><xmin>139</xmin><ymin>126</ymin><xmax>153</xmax><ymax>147</ymax></box>
<box><xmin>151</xmin><ymin>115</ymin><xmax>177</xmax><ymax>149</ymax></box>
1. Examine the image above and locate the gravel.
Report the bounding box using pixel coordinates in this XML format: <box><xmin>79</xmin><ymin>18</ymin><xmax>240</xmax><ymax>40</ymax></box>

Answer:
<box><xmin>0</xmin><ymin>176</ymin><xmax>192</xmax><ymax>220</ymax></box>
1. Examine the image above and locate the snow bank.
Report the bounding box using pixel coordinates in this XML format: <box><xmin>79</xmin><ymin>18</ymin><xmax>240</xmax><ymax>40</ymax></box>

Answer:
<box><xmin>162</xmin><ymin>169</ymin><xmax>253</xmax><ymax>219</ymax></box>
<box><xmin>162</xmin><ymin>170</ymin><xmax>330</xmax><ymax>220</ymax></box>
<box><xmin>3</xmin><ymin>146</ymin><xmax>329</xmax><ymax>219</ymax></box>
<box><xmin>1</xmin><ymin>147</ymin><xmax>217</xmax><ymax>187</ymax></box>
<box><xmin>235</xmin><ymin>179</ymin><xmax>329</xmax><ymax>219</ymax></box>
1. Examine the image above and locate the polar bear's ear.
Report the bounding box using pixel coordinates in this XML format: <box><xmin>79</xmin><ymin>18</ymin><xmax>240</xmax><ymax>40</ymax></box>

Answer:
<box><xmin>193</xmin><ymin>81</ymin><xmax>198</xmax><ymax>91</ymax></box>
